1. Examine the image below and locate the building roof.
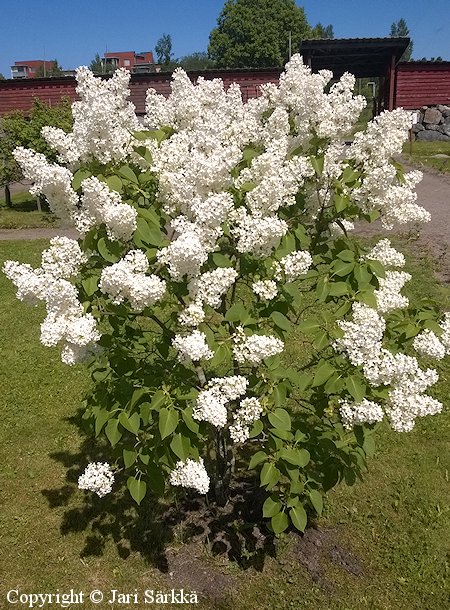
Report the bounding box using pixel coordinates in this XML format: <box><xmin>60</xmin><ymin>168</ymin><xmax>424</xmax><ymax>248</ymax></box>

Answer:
<box><xmin>299</xmin><ymin>37</ymin><xmax>410</xmax><ymax>78</ymax></box>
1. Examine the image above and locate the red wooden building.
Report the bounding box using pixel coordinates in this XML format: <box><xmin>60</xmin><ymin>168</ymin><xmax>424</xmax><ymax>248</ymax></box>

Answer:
<box><xmin>395</xmin><ymin>62</ymin><xmax>450</xmax><ymax>109</ymax></box>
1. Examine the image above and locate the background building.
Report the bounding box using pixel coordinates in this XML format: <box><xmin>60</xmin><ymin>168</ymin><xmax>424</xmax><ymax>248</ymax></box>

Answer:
<box><xmin>10</xmin><ymin>60</ymin><xmax>57</xmax><ymax>79</ymax></box>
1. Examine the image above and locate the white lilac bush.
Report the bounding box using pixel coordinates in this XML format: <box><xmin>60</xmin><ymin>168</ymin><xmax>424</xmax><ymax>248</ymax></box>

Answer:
<box><xmin>4</xmin><ymin>58</ymin><xmax>450</xmax><ymax>534</ymax></box>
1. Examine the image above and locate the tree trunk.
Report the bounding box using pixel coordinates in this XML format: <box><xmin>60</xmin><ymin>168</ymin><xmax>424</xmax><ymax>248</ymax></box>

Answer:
<box><xmin>5</xmin><ymin>184</ymin><xmax>12</xmax><ymax>208</ymax></box>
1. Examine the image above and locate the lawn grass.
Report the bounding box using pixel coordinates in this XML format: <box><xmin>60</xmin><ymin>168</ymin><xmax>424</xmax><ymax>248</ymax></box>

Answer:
<box><xmin>0</xmin><ymin>191</ymin><xmax>60</xmax><ymax>229</ymax></box>
<box><xmin>403</xmin><ymin>140</ymin><xmax>450</xmax><ymax>174</ymax></box>
<box><xmin>0</xmin><ymin>239</ymin><xmax>449</xmax><ymax>609</ymax></box>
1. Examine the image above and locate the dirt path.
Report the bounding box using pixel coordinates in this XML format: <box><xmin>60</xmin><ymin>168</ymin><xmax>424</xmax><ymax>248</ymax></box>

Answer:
<box><xmin>1</xmin><ymin>164</ymin><xmax>449</xmax><ymax>279</ymax></box>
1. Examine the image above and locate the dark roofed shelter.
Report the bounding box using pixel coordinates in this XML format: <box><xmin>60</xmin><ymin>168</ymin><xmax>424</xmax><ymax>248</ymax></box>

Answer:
<box><xmin>300</xmin><ymin>37</ymin><xmax>410</xmax><ymax>112</ymax></box>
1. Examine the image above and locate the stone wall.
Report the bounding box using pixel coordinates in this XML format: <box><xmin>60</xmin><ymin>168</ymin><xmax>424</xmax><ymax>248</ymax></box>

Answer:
<box><xmin>412</xmin><ymin>105</ymin><xmax>450</xmax><ymax>141</ymax></box>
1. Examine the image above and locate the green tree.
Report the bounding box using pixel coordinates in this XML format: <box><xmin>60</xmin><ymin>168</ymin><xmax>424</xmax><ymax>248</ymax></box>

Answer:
<box><xmin>0</xmin><ymin>98</ymin><xmax>72</xmax><ymax>207</ymax></box>
<box><xmin>35</xmin><ymin>59</ymin><xmax>64</xmax><ymax>77</ymax></box>
<box><xmin>208</xmin><ymin>0</ymin><xmax>311</xmax><ymax>68</ymax></box>
<box><xmin>175</xmin><ymin>52</ymin><xmax>216</xmax><ymax>70</ymax></box>
<box><xmin>155</xmin><ymin>34</ymin><xmax>173</xmax><ymax>65</ymax></box>
<box><xmin>390</xmin><ymin>18</ymin><xmax>413</xmax><ymax>61</ymax></box>
<box><xmin>311</xmin><ymin>23</ymin><xmax>334</xmax><ymax>39</ymax></box>
<box><xmin>89</xmin><ymin>53</ymin><xmax>117</xmax><ymax>74</ymax></box>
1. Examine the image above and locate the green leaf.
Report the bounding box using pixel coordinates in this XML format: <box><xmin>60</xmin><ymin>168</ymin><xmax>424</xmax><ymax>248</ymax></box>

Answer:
<box><xmin>105</xmin><ymin>419</ymin><xmax>122</xmax><ymax>446</ymax></box>
<box><xmin>368</xmin><ymin>260</ymin><xmax>386</xmax><ymax>279</ymax></box>
<box><xmin>249</xmin><ymin>419</ymin><xmax>264</xmax><ymax>438</ymax></box>
<box><xmin>82</xmin><ymin>275</ymin><xmax>99</xmax><ymax>297</ymax></box>
<box><xmin>333</xmin><ymin>260</ymin><xmax>355</xmax><ymax>277</ymax></box>
<box><xmin>260</xmin><ymin>463</ymin><xmax>280</xmax><ymax>488</ymax></box>
<box><xmin>119</xmin><ymin>165</ymin><xmax>138</xmax><ymax>183</ymax></box>
<box><xmin>94</xmin><ymin>408</ymin><xmax>110</xmax><ymax>436</ymax></box>
<box><xmin>354</xmin><ymin>264</ymin><xmax>373</xmax><ymax>286</ymax></box>
<box><xmin>328</xmin><ymin>282</ymin><xmax>348</xmax><ymax>297</ymax></box>
<box><xmin>290</xmin><ymin>480</ymin><xmax>304</xmax><ymax>495</ymax></box>
<box><xmin>312</xmin><ymin>362</ymin><xmax>336</xmax><ymax>387</ymax></box>
<box><xmin>268</xmin><ymin>408</ymin><xmax>291</xmax><ymax>431</ymax></box>
<box><xmin>72</xmin><ymin>168</ymin><xmax>91</xmax><ymax>191</ymax></box>
<box><xmin>147</xmin><ymin>463</ymin><xmax>165</xmax><ymax>495</ymax></box>
<box><xmin>310</xmin><ymin>155</ymin><xmax>324</xmax><ymax>177</ymax></box>
<box><xmin>209</xmin><ymin>343</ymin><xmax>229</xmax><ymax>367</ymax></box>
<box><xmin>119</xmin><ymin>412</ymin><xmax>140</xmax><ymax>435</ymax></box>
<box><xmin>423</xmin><ymin>320</ymin><xmax>444</xmax><ymax>335</ymax></box>
<box><xmin>105</xmin><ymin>175</ymin><xmax>123</xmax><ymax>193</ymax></box>
<box><xmin>181</xmin><ymin>409</ymin><xmax>199</xmax><ymax>434</ymax></box>
<box><xmin>123</xmin><ymin>449</ymin><xmax>137</xmax><ymax>469</ymax></box>
<box><xmin>271</xmin><ymin>311</ymin><xmax>291</xmax><ymax>331</ymax></box>
<box><xmin>280</xmin><ymin>448</ymin><xmax>310</xmax><ymax>468</ymax></box>
<box><xmin>289</xmin><ymin>504</ymin><xmax>307</xmax><ymax>532</ymax></box>
<box><xmin>248</xmin><ymin>451</ymin><xmax>268</xmax><ymax>469</ymax></box>
<box><xmin>97</xmin><ymin>237</ymin><xmax>121</xmax><ymax>263</ymax></box>
<box><xmin>225</xmin><ymin>303</ymin><xmax>252</xmax><ymax>325</ymax></box>
<box><xmin>363</xmin><ymin>435</ymin><xmax>376</xmax><ymax>457</ymax></box>
<box><xmin>170</xmin><ymin>433</ymin><xmax>190</xmax><ymax>460</ymax></box>
<box><xmin>309</xmin><ymin>489</ymin><xmax>323</xmax><ymax>516</ymax></box>
<box><xmin>313</xmin><ymin>330</ymin><xmax>329</xmax><ymax>351</ymax></box>
<box><xmin>263</xmin><ymin>496</ymin><xmax>282</xmax><ymax>518</ymax></box>
<box><xmin>135</xmin><ymin>217</ymin><xmax>162</xmax><ymax>246</ymax></box>
<box><xmin>151</xmin><ymin>390</ymin><xmax>166</xmax><ymax>410</ymax></box>
<box><xmin>127</xmin><ymin>476</ymin><xmax>147</xmax><ymax>505</ymax></box>
<box><xmin>345</xmin><ymin>376</ymin><xmax>366</xmax><ymax>402</ymax></box>
<box><xmin>271</xmin><ymin>510</ymin><xmax>289</xmax><ymax>534</ymax></box>
<box><xmin>212</xmin><ymin>253</ymin><xmax>233</xmax><ymax>268</ymax></box>
<box><xmin>337</xmin><ymin>249</ymin><xmax>356</xmax><ymax>262</ymax></box>
<box><xmin>356</xmin><ymin>290</ymin><xmax>378</xmax><ymax>309</ymax></box>
<box><xmin>334</xmin><ymin>195</ymin><xmax>349</xmax><ymax>213</ymax></box>
<box><xmin>159</xmin><ymin>407</ymin><xmax>178</xmax><ymax>439</ymax></box>
<box><xmin>316</xmin><ymin>276</ymin><xmax>329</xmax><ymax>302</ymax></box>
<box><xmin>298</xmin><ymin>319</ymin><xmax>321</xmax><ymax>334</ymax></box>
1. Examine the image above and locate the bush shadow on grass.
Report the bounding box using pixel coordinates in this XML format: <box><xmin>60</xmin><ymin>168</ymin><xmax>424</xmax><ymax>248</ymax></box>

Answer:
<box><xmin>41</xmin><ymin>409</ymin><xmax>277</xmax><ymax>573</ymax></box>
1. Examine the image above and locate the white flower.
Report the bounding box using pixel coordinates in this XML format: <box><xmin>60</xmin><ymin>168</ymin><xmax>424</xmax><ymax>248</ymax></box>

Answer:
<box><xmin>339</xmin><ymin>399</ymin><xmax>384</xmax><ymax>429</ymax></box>
<box><xmin>78</xmin><ymin>462</ymin><xmax>114</xmax><ymax>497</ymax></box>
<box><xmin>276</xmin><ymin>250</ymin><xmax>312</xmax><ymax>282</ymax></box>
<box><xmin>252</xmin><ymin>280</ymin><xmax>278</xmax><ymax>300</ymax></box>
<box><xmin>178</xmin><ymin>302</ymin><xmax>205</xmax><ymax>327</ymax></box>
<box><xmin>233</xmin><ymin>327</ymin><xmax>284</xmax><ymax>366</ymax></box>
<box><xmin>99</xmin><ymin>250</ymin><xmax>166</xmax><ymax>311</ymax></box>
<box><xmin>172</xmin><ymin>330</ymin><xmax>213</xmax><ymax>362</ymax></box>
<box><xmin>374</xmin><ymin>271</ymin><xmax>411</xmax><ymax>313</ymax></box>
<box><xmin>334</xmin><ymin>303</ymin><xmax>385</xmax><ymax>367</ymax></box>
<box><xmin>169</xmin><ymin>458</ymin><xmax>210</xmax><ymax>495</ymax></box>
<box><xmin>189</xmin><ymin>268</ymin><xmax>238</xmax><ymax>308</ymax></box>
<box><xmin>192</xmin><ymin>375</ymin><xmax>248</xmax><ymax>427</ymax></box>
<box><xmin>366</xmin><ymin>239</ymin><xmax>405</xmax><ymax>268</ymax></box>
<box><xmin>413</xmin><ymin>330</ymin><xmax>446</xmax><ymax>360</ymax></box>
<box><xmin>229</xmin><ymin>397</ymin><xmax>263</xmax><ymax>443</ymax></box>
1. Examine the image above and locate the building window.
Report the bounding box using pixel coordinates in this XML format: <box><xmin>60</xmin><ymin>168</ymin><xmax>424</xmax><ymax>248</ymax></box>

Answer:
<box><xmin>124</xmin><ymin>59</ymin><xmax>131</xmax><ymax>66</ymax></box>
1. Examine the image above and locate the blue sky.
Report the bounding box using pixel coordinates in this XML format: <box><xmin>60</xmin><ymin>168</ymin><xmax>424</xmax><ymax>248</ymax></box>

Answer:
<box><xmin>1</xmin><ymin>0</ymin><xmax>449</xmax><ymax>77</ymax></box>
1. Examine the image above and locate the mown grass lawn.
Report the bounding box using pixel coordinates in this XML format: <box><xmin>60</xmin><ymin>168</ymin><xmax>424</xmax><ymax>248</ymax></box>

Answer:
<box><xmin>403</xmin><ymin>140</ymin><xmax>450</xmax><ymax>174</ymax></box>
<box><xmin>0</xmin><ymin>239</ymin><xmax>449</xmax><ymax>610</ymax></box>
<box><xmin>0</xmin><ymin>192</ymin><xmax>61</xmax><ymax>229</ymax></box>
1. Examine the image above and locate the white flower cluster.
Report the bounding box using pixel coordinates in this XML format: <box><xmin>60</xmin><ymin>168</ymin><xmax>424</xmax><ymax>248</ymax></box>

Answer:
<box><xmin>233</xmin><ymin>327</ymin><xmax>284</xmax><ymax>366</ymax></box>
<box><xmin>78</xmin><ymin>462</ymin><xmax>114</xmax><ymax>497</ymax></box>
<box><xmin>374</xmin><ymin>271</ymin><xmax>411</xmax><ymax>313</ymax></box>
<box><xmin>192</xmin><ymin>375</ymin><xmax>248</xmax><ymax>428</ymax></box>
<box><xmin>13</xmin><ymin>147</ymin><xmax>79</xmax><ymax>223</ymax></box>
<box><xmin>172</xmin><ymin>330</ymin><xmax>213</xmax><ymax>362</ymax></box>
<box><xmin>339</xmin><ymin>399</ymin><xmax>384</xmax><ymax>429</ymax></box>
<box><xmin>169</xmin><ymin>458</ymin><xmax>210</xmax><ymax>495</ymax></box>
<box><xmin>99</xmin><ymin>250</ymin><xmax>166</xmax><ymax>311</ymax></box>
<box><xmin>3</xmin><ymin>237</ymin><xmax>100</xmax><ymax>364</ymax></box>
<box><xmin>188</xmin><ymin>268</ymin><xmax>238</xmax><ymax>308</ymax></box>
<box><xmin>178</xmin><ymin>303</ymin><xmax>206</xmax><ymax>327</ymax></box>
<box><xmin>413</xmin><ymin>329</ymin><xmax>446</xmax><ymax>360</ymax></box>
<box><xmin>230</xmin><ymin>209</ymin><xmax>288</xmax><ymax>257</ymax></box>
<box><xmin>349</xmin><ymin>111</ymin><xmax>430</xmax><ymax>229</ymax></box>
<box><xmin>252</xmin><ymin>280</ymin><xmax>278</xmax><ymax>300</ymax></box>
<box><xmin>42</xmin><ymin>67</ymin><xmax>140</xmax><ymax>166</ymax></box>
<box><xmin>336</xmin><ymin>307</ymin><xmax>443</xmax><ymax>431</ymax></box>
<box><xmin>334</xmin><ymin>303</ymin><xmax>386</xmax><ymax>367</ymax></box>
<box><xmin>274</xmin><ymin>250</ymin><xmax>313</xmax><ymax>282</ymax></box>
<box><xmin>366</xmin><ymin>239</ymin><xmax>405</xmax><ymax>268</ymax></box>
<box><xmin>440</xmin><ymin>313</ymin><xmax>450</xmax><ymax>353</ymax></box>
<box><xmin>229</xmin><ymin>397</ymin><xmax>263</xmax><ymax>443</ymax></box>
<box><xmin>329</xmin><ymin>219</ymin><xmax>355</xmax><ymax>237</ymax></box>
<box><xmin>78</xmin><ymin>176</ymin><xmax>137</xmax><ymax>240</ymax></box>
